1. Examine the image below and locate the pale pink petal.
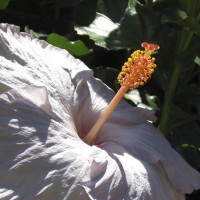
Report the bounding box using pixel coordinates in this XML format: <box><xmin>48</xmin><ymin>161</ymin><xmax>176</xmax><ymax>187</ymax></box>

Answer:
<box><xmin>0</xmin><ymin>23</ymin><xmax>92</xmax><ymax>100</ymax></box>
<box><xmin>82</xmin><ymin>144</ymin><xmax>185</xmax><ymax>200</ymax></box>
<box><xmin>78</xmin><ymin>77</ymin><xmax>200</xmax><ymax>196</ymax></box>
<box><xmin>0</xmin><ymin>85</ymin><xmax>92</xmax><ymax>199</ymax></box>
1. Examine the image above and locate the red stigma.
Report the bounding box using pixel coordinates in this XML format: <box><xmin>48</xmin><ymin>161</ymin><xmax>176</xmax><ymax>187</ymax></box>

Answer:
<box><xmin>142</xmin><ymin>42</ymin><xmax>160</xmax><ymax>51</ymax></box>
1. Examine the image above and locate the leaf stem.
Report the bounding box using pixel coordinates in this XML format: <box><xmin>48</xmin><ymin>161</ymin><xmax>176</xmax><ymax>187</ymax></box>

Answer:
<box><xmin>159</xmin><ymin>56</ymin><xmax>182</xmax><ymax>135</ymax></box>
<box><xmin>145</xmin><ymin>0</ymin><xmax>153</xmax><ymax>8</ymax></box>
<box><xmin>159</xmin><ymin>29</ymin><xmax>193</xmax><ymax>135</ymax></box>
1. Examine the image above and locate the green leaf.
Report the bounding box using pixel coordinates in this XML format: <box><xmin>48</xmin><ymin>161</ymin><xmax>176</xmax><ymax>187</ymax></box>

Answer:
<box><xmin>0</xmin><ymin>0</ymin><xmax>10</xmax><ymax>10</ymax></box>
<box><xmin>75</xmin><ymin>12</ymin><xmax>119</xmax><ymax>48</ymax></box>
<box><xmin>124</xmin><ymin>90</ymin><xmax>142</xmax><ymax>107</ymax></box>
<box><xmin>172</xmin><ymin>121</ymin><xmax>200</xmax><ymax>169</ymax></box>
<box><xmin>76</xmin><ymin>1</ymin><xmax>161</xmax><ymax>49</ymax></box>
<box><xmin>124</xmin><ymin>89</ymin><xmax>159</xmax><ymax>110</ymax></box>
<box><xmin>105</xmin><ymin>5</ymin><xmax>161</xmax><ymax>49</ymax></box>
<box><xmin>194</xmin><ymin>56</ymin><xmax>200</xmax><ymax>66</ymax></box>
<box><xmin>46</xmin><ymin>33</ymin><xmax>92</xmax><ymax>56</ymax></box>
<box><xmin>162</xmin><ymin>8</ymin><xmax>200</xmax><ymax>36</ymax></box>
<box><xmin>97</xmin><ymin>0</ymin><xmax>129</xmax><ymax>22</ymax></box>
<box><xmin>177</xmin><ymin>143</ymin><xmax>200</xmax><ymax>169</ymax></box>
<box><xmin>24</xmin><ymin>26</ymin><xmax>47</xmax><ymax>39</ymax></box>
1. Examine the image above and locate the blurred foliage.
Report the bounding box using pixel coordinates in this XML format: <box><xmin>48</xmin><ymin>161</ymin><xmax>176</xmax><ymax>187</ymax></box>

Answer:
<box><xmin>0</xmin><ymin>0</ymin><xmax>10</xmax><ymax>10</ymax></box>
<box><xmin>0</xmin><ymin>0</ymin><xmax>200</xmax><ymax>199</ymax></box>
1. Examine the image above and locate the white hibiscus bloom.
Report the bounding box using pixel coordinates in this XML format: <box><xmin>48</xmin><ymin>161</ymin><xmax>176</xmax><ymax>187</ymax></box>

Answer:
<box><xmin>0</xmin><ymin>23</ymin><xmax>199</xmax><ymax>200</ymax></box>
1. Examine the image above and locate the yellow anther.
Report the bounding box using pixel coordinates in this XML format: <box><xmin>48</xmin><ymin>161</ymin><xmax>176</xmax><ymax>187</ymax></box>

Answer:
<box><xmin>117</xmin><ymin>42</ymin><xmax>159</xmax><ymax>91</ymax></box>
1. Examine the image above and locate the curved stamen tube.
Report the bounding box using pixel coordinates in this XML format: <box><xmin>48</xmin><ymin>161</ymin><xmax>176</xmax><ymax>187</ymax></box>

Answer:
<box><xmin>84</xmin><ymin>42</ymin><xmax>160</xmax><ymax>145</ymax></box>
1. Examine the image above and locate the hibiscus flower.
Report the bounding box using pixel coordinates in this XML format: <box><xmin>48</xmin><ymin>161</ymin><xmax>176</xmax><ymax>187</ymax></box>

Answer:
<box><xmin>0</xmin><ymin>23</ymin><xmax>199</xmax><ymax>200</ymax></box>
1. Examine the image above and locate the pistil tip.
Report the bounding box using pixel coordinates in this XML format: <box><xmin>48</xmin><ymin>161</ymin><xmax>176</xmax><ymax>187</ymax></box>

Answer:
<box><xmin>142</xmin><ymin>42</ymin><xmax>160</xmax><ymax>51</ymax></box>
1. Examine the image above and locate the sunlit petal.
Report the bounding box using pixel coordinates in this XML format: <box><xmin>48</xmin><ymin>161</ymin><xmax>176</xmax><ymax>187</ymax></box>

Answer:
<box><xmin>0</xmin><ymin>85</ymin><xmax>93</xmax><ymax>199</ymax></box>
<box><xmin>82</xmin><ymin>144</ymin><xmax>185</xmax><ymax>200</ymax></box>
<box><xmin>77</xmin><ymin>76</ymin><xmax>200</xmax><ymax>195</ymax></box>
<box><xmin>0</xmin><ymin>24</ymin><xmax>92</xmax><ymax>99</ymax></box>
